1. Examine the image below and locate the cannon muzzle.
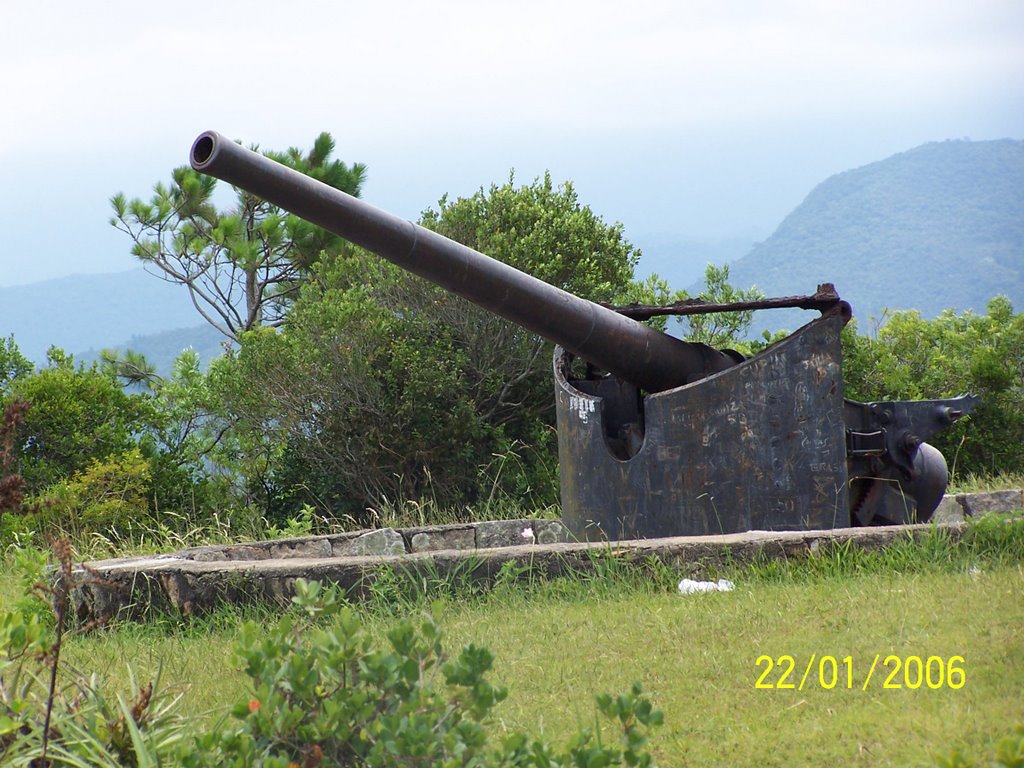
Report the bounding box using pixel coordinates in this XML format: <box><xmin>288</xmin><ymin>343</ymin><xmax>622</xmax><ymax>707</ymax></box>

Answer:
<box><xmin>190</xmin><ymin>130</ymin><xmax>737</xmax><ymax>393</ymax></box>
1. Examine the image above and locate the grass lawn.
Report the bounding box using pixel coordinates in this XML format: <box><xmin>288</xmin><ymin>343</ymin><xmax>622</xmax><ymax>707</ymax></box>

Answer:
<box><xmin>448</xmin><ymin>567</ymin><xmax>1023</xmax><ymax>766</ymax></box>
<box><xmin>2</xmin><ymin>517</ymin><xmax>1022</xmax><ymax>766</ymax></box>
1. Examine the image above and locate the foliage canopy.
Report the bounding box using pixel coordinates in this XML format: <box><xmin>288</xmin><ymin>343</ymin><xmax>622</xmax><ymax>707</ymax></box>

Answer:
<box><xmin>110</xmin><ymin>134</ymin><xmax>366</xmax><ymax>340</ymax></box>
<box><xmin>215</xmin><ymin>173</ymin><xmax>671</xmax><ymax>521</ymax></box>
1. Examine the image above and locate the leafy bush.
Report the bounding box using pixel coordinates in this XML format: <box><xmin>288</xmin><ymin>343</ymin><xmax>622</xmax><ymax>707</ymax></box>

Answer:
<box><xmin>0</xmin><ymin>342</ymin><xmax>252</xmax><ymax>548</ymax></box>
<box><xmin>213</xmin><ymin>174</ymin><xmax>662</xmax><ymax>522</ymax></box>
<box><xmin>2</xmin><ymin>574</ymin><xmax>663</xmax><ymax>767</ymax></box>
<box><xmin>0</xmin><ymin>336</ymin><xmax>32</xmax><ymax>396</ymax></box>
<box><xmin>935</xmin><ymin>725</ymin><xmax>1024</xmax><ymax>767</ymax></box>
<box><xmin>34</xmin><ymin>448</ymin><xmax>153</xmax><ymax>540</ymax></box>
<box><xmin>183</xmin><ymin>578</ymin><xmax>663</xmax><ymax>767</ymax></box>
<box><xmin>3</xmin><ymin>349</ymin><xmax>158</xmax><ymax>496</ymax></box>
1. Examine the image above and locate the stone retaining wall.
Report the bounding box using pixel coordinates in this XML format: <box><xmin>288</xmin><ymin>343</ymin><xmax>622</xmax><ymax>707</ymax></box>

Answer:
<box><xmin>933</xmin><ymin>489</ymin><xmax>1024</xmax><ymax>521</ymax></box>
<box><xmin>85</xmin><ymin>518</ymin><xmax>572</xmax><ymax>568</ymax></box>
<box><xmin>68</xmin><ymin>490</ymin><xmax>1022</xmax><ymax>625</ymax></box>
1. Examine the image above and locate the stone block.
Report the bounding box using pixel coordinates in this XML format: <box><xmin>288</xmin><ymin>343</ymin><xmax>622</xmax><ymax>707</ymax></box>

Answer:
<box><xmin>191</xmin><ymin>544</ymin><xmax>271</xmax><ymax>562</ymax></box>
<box><xmin>269</xmin><ymin>538</ymin><xmax>332</xmax><ymax>560</ymax></box>
<box><xmin>410</xmin><ymin>527</ymin><xmax>476</xmax><ymax>553</ymax></box>
<box><xmin>930</xmin><ymin>496</ymin><xmax>965</xmax><ymax>525</ymax></box>
<box><xmin>334</xmin><ymin>528</ymin><xmax>407</xmax><ymax>557</ymax></box>
<box><xmin>960</xmin><ymin>490</ymin><xmax>1024</xmax><ymax>516</ymax></box>
<box><xmin>534</xmin><ymin>519</ymin><xmax>573</xmax><ymax>545</ymax></box>
<box><xmin>476</xmin><ymin>520</ymin><xmax>535</xmax><ymax>549</ymax></box>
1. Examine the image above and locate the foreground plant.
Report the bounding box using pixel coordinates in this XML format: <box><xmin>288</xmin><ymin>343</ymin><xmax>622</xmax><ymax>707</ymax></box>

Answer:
<box><xmin>3</xmin><ymin>568</ymin><xmax>662</xmax><ymax>767</ymax></box>
<box><xmin>0</xmin><ymin>540</ymin><xmax>188</xmax><ymax>766</ymax></box>
<box><xmin>183</xmin><ymin>578</ymin><xmax>662</xmax><ymax>767</ymax></box>
<box><xmin>935</xmin><ymin>724</ymin><xmax>1024</xmax><ymax>767</ymax></box>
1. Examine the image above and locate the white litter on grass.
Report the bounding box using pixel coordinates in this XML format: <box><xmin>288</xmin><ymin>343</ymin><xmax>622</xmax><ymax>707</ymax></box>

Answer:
<box><xmin>678</xmin><ymin>578</ymin><xmax>735</xmax><ymax>594</ymax></box>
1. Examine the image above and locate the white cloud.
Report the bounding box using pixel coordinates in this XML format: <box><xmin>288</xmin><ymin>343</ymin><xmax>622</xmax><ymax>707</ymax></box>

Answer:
<box><xmin>1</xmin><ymin>0</ymin><xmax>1021</xmax><ymax>285</ymax></box>
<box><xmin>2</xmin><ymin>0</ymin><xmax>1021</xmax><ymax>157</ymax></box>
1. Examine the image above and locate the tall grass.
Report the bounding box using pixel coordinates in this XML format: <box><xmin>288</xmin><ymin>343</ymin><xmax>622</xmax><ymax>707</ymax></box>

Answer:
<box><xmin>742</xmin><ymin>512</ymin><xmax>1024</xmax><ymax>583</ymax></box>
<box><xmin>947</xmin><ymin>471</ymin><xmax>1024</xmax><ymax>494</ymax></box>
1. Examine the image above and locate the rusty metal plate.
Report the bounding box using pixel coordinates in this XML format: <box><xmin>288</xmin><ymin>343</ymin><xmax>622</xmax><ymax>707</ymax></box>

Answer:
<box><xmin>555</xmin><ymin>308</ymin><xmax>850</xmax><ymax>540</ymax></box>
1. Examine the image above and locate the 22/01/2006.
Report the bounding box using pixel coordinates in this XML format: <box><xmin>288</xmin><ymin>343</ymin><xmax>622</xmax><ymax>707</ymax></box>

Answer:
<box><xmin>755</xmin><ymin>654</ymin><xmax>966</xmax><ymax>691</ymax></box>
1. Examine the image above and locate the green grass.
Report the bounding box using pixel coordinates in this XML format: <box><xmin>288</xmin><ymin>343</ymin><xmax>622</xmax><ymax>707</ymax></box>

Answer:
<box><xmin>947</xmin><ymin>471</ymin><xmax>1024</xmax><ymax>494</ymax></box>
<box><xmin>461</xmin><ymin>568</ymin><xmax>1022</xmax><ymax>766</ymax></box>
<box><xmin>4</xmin><ymin>515</ymin><xmax>1023</xmax><ymax>766</ymax></box>
<box><xmin>49</xmin><ymin>566</ymin><xmax>1022</xmax><ymax>767</ymax></box>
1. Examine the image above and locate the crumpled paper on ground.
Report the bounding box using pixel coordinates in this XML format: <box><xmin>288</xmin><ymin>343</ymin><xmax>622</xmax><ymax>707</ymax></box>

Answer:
<box><xmin>678</xmin><ymin>578</ymin><xmax>735</xmax><ymax>594</ymax></box>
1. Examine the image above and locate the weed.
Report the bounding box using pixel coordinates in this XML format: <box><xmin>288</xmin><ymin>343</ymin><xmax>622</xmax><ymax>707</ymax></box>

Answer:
<box><xmin>362</xmin><ymin>556</ymin><xmax>487</xmax><ymax>613</ymax></box>
<box><xmin>492</xmin><ymin>557</ymin><xmax>536</xmax><ymax>596</ymax></box>
<box><xmin>264</xmin><ymin>504</ymin><xmax>318</xmax><ymax>539</ymax></box>
<box><xmin>1</xmin><ymin>539</ymin><xmax>188</xmax><ymax>765</ymax></box>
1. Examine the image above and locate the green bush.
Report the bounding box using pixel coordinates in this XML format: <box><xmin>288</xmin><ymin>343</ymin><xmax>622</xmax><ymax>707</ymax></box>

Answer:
<box><xmin>842</xmin><ymin>296</ymin><xmax>1024</xmax><ymax>478</ymax></box>
<box><xmin>183</xmin><ymin>579</ymin><xmax>662</xmax><ymax>767</ymax></box>
<box><xmin>935</xmin><ymin>725</ymin><xmax>1024</xmax><ymax>767</ymax></box>
<box><xmin>33</xmin><ymin>448</ymin><xmax>153</xmax><ymax>540</ymax></box>
<box><xmin>211</xmin><ymin>173</ymin><xmax>680</xmax><ymax>523</ymax></box>
<box><xmin>2</xmin><ymin>577</ymin><xmax>663</xmax><ymax>767</ymax></box>
<box><xmin>3</xmin><ymin>350</ymin><xmax>158</xmax><ymax>496</ymax></box>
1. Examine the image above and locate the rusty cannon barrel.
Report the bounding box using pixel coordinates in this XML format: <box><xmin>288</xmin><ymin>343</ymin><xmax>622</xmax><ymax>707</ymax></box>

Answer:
<box><xmin>190</xmin><ymin>130</ymin><xmax>738</xmax><ymax>394</ymax></box>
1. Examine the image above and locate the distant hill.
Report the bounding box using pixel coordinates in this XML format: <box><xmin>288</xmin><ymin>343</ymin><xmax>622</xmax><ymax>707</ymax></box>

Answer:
<box><xmin>0</xmin><ymin>269</ymin><xmax>202</xmax><ymax>366</ymax></box>
<box><xmin>632</xmin><ymin>232</ymin><xmax>761</xmax><ymax>290</ymax></box>
<box><xmin>717</xmin><ymin>139</ymin><xmax>1024</xmax><ymax>333</ymax></box>
<box><xmin>77</xmin><ymin>323</ymin><xmax>227</xmax><ymax>375</ymax></box>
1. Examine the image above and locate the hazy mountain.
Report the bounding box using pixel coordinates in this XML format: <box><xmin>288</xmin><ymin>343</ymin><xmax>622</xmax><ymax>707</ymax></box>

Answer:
<box><xmin>0</xmin><ymin>268</ymin><xmax>205</xmax><ymax>366</ymax></box>
<box><xmin>632</xmin><ymin>232</ymin><xmax>762</xmax><ymax>289</ymax></box>
<box><xmin>77</xmin><ymin>323</ymin><xmax>227</xmax><ymax>374</ymax></box>
<box><xmin>716</xmin><ymin>138</ymin><xmax>1024</xmax><ymax>333</ymax></box>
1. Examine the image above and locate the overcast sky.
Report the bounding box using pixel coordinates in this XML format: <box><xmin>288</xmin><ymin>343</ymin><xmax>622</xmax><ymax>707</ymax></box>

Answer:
<box><xmin>1</xmin><ymin>0</ymin><xmax>1022</xmax><ymax>287</ymax></box>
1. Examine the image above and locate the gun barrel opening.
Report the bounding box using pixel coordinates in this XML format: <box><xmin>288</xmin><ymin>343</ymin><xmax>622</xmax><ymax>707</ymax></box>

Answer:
<box><xmin>190</xmin><ymin>133</ymin><xmax>216</xmax><ymax>168</ymax></box>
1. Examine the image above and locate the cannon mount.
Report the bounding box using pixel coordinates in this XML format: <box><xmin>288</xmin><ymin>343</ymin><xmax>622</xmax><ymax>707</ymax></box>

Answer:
<box><xmin>189</xmin><ymin>130</ymin><xmax>978</xmax><ymax>540</ymax></box>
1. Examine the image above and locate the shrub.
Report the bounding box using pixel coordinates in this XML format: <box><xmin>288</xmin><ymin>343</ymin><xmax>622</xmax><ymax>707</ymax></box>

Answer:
<box><xmin>935</xmin><ymin>725</ymin><xmax>1024</xmax><ymax>767</ymax></box>
<box><xmin>182</xmin><ymin>578</ymin><xmax>663</xmax><ymax>767</ymax></box>
<box><xmin>4</xmin><ymin>350</ymin><xmax>157</xmax><ymax>496</ymax></box>
<box><xmin>842</xmin><ymin>296</ymin><xmax>1024</xmax><ymax>478</ymax></box>
<box><xmin>33</xmin><ymin>448</ymin><xmax>153</xmax><ymax>540</ymax></box>
<box><xmin>2</xmin><ymin>575</ymin><xmax>663</xmax><ymax>767</ymax></box>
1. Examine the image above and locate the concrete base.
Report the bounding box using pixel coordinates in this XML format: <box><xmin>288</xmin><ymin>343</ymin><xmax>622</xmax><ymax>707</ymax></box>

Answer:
<box><xmin>66</xmin><ymin>490</ymin><xmax>1022</xmax><ymax>624</ymax></box>
<box><xmin>66</xmin><ymin>522</ymin><xmax>955</xmax><ymax>625</ymax></box>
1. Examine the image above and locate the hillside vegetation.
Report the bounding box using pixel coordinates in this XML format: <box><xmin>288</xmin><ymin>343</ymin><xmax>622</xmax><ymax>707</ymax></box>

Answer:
<box><xmin>722</xmin><ymin>139</ymin><xmax>1024</xmax><ymax>332</ymax></box>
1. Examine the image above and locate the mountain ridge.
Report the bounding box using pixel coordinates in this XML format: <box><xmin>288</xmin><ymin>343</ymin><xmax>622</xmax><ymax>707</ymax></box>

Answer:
<box><xmin>0</xmin><ymin>268</ymin><xmax>200</xmax><ymax>366</ymax></box>
<box><xmin>718</xmin><ymin>138</ymin><xmax>1024</xmax><ymax>332</ymax></box>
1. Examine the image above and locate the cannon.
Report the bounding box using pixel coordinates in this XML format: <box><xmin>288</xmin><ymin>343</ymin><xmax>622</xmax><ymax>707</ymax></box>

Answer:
<box><xmin>190</xmin><ymin>130</ymin><xmax>978</xmax><ymax>540</ymax></box>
